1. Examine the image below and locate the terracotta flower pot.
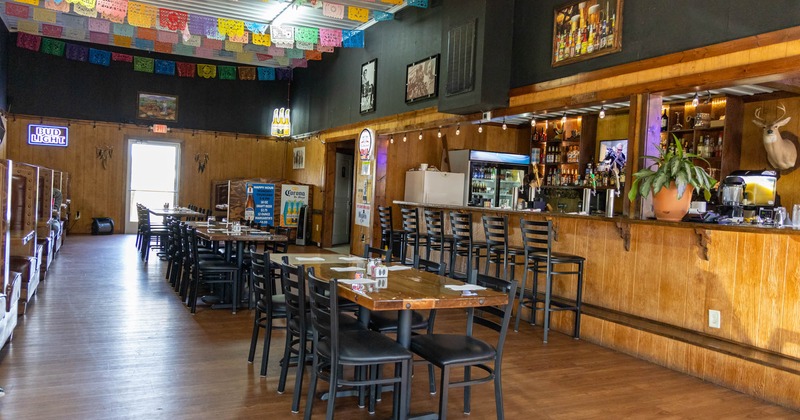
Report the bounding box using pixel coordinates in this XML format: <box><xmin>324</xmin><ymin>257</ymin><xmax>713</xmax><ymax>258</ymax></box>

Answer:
<box><xmin>652</xmin><ymin>182</ymin><xmax>694</xmax><ymax>222</ymax></box>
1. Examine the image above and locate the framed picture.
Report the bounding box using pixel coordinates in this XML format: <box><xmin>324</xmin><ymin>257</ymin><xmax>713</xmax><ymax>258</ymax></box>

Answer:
<box><xmin>137</xmin><ymin>92</ymin><xmax>178</xmax><ymax>122</ymax></box>
<box><xmin>551</xmin><ymin>0</ymin><xmax>623</xmax><ymax>67</ymax></box>
<box><xmin>597</xmin><ymin>139</ymin><xmax>628</xmax><ymax>172</ymax></box>
<box><xmin>293</xmin><ymin>146</ymin><xmax>305</xmax><ymax>170</ymax></box>
<box><xmin>405</xmin><ymin>54</ymin><xmax>439</xmax><ymax>104</ymax></box>
<box><xmin>360</xmin><ymin>59</ymin><xmax>377</xmax><ymax>114</ymax></box>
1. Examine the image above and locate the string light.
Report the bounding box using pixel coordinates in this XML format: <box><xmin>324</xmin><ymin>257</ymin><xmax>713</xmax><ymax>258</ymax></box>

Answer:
<box><xmin>692</xmin><ymin>92</ymin><xmax>699</xmax><ymax>107</ymax></box>
<box><xmin>530</xmin><ymin>116</ymin><xmax>536</xmax><ymax>126</ymax></box>
<box><xmin>456</xmin><ymin>124</ymin><xmax>461</xmax><ymax>136</ymax></box>
<box><xmin>418</xmin><ymin>131</ymin><xmax>423</xmax><ymax>140</ymax></box>
<box><xmin>403</xmin><ymin>133</ymin><xmax>407</xmax><ymax>142</ymax></box>
<box><xmin>502</xmin><ymin>118</ymin><xmax>507</xmax><ymax>130</ymax></box>
<box><xmin>561</xmin><ymin>112</ymin><xmax>567</xmax><ymax>124</ymax></box>
<box><xmin>437</xmin><ymin>127</ymin><xmax>442</xmax><ymax>138</ymax></box>
<box><xmin>478</xmin><ymin>123</ymin><xmax>483</xmax><ymax>133</ymax></box>
<box><xmin>390</xmin><ymin>135</ymin><xmax>394</xmax><ymax>144</ymax></box>
<box><xmin>599</xmin><ymin>105</ymin><xmax>606</xmax><ymax>119</ymax></box>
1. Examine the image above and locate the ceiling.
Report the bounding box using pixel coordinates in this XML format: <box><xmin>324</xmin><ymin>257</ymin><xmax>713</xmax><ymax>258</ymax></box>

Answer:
<box><xmin>0</xmin><ymin>0</ymin><xmax>410</xmax><ymax>69</ymax></box>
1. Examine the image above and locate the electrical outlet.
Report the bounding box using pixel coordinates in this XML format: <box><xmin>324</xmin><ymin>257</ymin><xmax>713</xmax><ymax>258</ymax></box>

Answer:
<box><xmin>75</xmin><ymin>211</ymin><xmax>81</xmax><ymax>220</ymax></box>
<box><xmin>708</xmin><ymin>309</ymin><xmax>721</xmax><ymax>329</ymax></box>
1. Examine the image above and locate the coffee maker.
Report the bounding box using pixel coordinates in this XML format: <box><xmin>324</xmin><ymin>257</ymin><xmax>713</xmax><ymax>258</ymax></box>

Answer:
<box><xmin>717</xmin><ymin>176</ymin><xmax>744</xmax><ymax>219</ymax></box>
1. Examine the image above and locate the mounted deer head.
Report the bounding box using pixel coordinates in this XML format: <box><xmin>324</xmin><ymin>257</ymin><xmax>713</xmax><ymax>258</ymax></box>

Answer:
<box><xmin>753</xmin><ymin>103</ymin><xmax>796</xmax><ymax>170</ymax></box>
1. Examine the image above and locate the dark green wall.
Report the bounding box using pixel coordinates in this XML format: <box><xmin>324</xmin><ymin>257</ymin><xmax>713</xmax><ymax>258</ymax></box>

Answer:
<box><xmin>6</xmin><ymin>34</ymin><xmax>289</xmax><ymax>135</ymax></box>
<box><xmin>511</xmin><ymin>0</ymin><xmax>800</xmax><ymax>87</ymax></box>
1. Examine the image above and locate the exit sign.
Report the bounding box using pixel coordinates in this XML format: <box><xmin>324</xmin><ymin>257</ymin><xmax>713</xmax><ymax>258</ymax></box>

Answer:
<box><xmin>152</xmin><ymin>124</ymin><xmax>169</xmax><ymax>133</ymax></box>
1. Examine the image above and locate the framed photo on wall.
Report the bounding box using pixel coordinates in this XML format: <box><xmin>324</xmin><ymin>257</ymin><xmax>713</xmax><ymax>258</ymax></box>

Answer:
<box><xmin>551</xmin><ymin>0</ymin><xmax>623</xmax><ymax>67</ymax></box>
<box><xmin>405</xmin><ymin>54</ymin><xmax>439</xmax><ymax>104</ymax></box>
<box><xmin>360</xmin><ymin>59</ymin><xmax>377</xmax><ymax>114</ymax></box>
<box><xmin>137</xmin><ymin>92</ymin><xmax>178</xmax><ymax>121</ymax></box>
<box><xmin>293</xmin><ymin>146</ymin><xmax>305</xmax><ymax>170</ymax></box>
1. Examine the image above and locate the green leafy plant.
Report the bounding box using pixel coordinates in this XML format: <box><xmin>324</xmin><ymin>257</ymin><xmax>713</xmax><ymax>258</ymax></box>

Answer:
<box><xmin>627</xmin><ymin>135</ymin><xmax>717</xmax><ymax>202</ymax></box>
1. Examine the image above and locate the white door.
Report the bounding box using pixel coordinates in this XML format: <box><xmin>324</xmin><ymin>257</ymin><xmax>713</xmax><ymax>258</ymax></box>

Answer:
<box><xmin>331</xmin><ymin>153</ymin><xmax>354</xmax><ymax>245</ymax></box>
<box><xmin>124</xmin><ymin>140</ymin><xmax>181</xmax><ymax>233</ymax></box>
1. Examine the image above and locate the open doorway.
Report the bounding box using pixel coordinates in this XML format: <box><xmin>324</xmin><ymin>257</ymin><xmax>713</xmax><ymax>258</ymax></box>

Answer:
<box><xmin>124</xmin><ymin>139</ymin><xmax>181</xmax><ymax>233</ymax></box>
<box><xmin>331</xmin><ymin>149</ymin><xmax>354</xmax><ymax>245</ymax></box>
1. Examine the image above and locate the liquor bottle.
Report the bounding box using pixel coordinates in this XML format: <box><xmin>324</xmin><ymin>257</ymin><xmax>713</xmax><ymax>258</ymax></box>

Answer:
<box><xmin>607</xmin><ymin>13</ymin><xmax>615</xmax><ymax>46</ymax></box>
<box><xmin>661</xmin><ymin>109</ymin><xmax>668</xmax><ymax>132</ymax></box>
<box><xmin>244</xmin><ymin>185</ymin><xmax>255</xmax><ymax>222</ymax></box>
<box><xmin>716</xmin><ymin>133</ymin><xmax>723</xmax><ymax>158</ymax></box>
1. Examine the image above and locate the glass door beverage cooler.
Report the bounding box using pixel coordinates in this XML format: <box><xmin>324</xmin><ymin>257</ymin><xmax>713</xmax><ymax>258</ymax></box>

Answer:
<box><xmin>449</xmin><ymin>150</ymin><xmax>530</xmax><ymax>207</ymax></box>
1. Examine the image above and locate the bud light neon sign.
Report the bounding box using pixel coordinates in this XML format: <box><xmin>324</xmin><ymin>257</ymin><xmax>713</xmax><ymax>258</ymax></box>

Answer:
<box><xmin>28</xmin><ymin>125</ymin><xmax>69</xmax><ymax>147</ymax></box>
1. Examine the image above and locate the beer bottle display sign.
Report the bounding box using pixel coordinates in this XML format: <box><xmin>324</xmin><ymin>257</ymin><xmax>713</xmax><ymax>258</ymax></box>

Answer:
<box><xmin>244</xmin><ymin>185</ymin><xmax>255</xmax><ymax>222</ymax></box>
<box><xmin>280</xmin><ymin>184</ymin><xmax>310</xmax><ymax>227</ymax></box>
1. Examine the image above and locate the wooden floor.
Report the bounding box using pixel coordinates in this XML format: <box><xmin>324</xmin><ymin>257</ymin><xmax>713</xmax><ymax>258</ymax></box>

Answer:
<box><xmin>0</xmin><ymin>235</ymin><xmax>798</xmax><ymax>419</ymax></box>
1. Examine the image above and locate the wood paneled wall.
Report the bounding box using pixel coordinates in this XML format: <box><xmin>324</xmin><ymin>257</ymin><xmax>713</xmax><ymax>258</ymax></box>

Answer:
<box><xmin>741</xmin><ymin>98</ymin><xmax>800</xmax><ymax>210</ymax></box>
<box><xmin>5</xmin><ymin>116</ymin><xmax>287</xmax><ymax>234</ymax></box>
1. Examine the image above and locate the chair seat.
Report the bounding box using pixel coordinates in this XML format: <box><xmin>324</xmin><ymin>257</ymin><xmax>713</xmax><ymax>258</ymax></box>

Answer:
<box><xmin>318</xmin><ymin>330</ymin><xmax>412</xmax><ymax>364</ymax></box>
<box><xmin>369</xmin><ymin>310</ymin><xmax>429</xmax><ymax>332</ymax></box>
<box><xmin>528</xmin><ymin>251</ymin><xmax>586</xmax><ymax>264</ymax></box>
<box><xmin>411</xmin><ymin>334</ymin><xmax>496</xmax><ymax>366</ymax></box>
<box><xmin>256</xmin><ymin>294</ymin><xmax>287</xmax><ymax>313</ymax></box>
<box><xmin>197</xmin><ymin>260</ymin><xmax>238</xmax><ymax>271</ymax></box>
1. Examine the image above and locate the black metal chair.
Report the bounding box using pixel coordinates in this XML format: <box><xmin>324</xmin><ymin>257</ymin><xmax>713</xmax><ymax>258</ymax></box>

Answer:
<box><xmin>400</xmin><ymin>207</ymin><xmax>426</xmax><ymax>266</ymax></box>
<box><xmin>248</xmin><ymin>249</ymin><xmax>286</xmax><ymax>377</ymax></box>
<box><xmin>410</xmin><ymin>271</ymin><xmax>517</xmax><ymax>419</ymax></box>
<box><xmin>363</xmin><ymin>245</ymin><xmax>392</xmax><ymax>263</ymax></box>
<box><xmin>378</xmin><ymin>205</ymin><xmax>404</xmax><ymax>259</ymax></box>
<box><xmin>482</xmin><ymin>214</ymin><xmax>524</xmax><ymax>280</ymax></box>
<box><xmin>186</xmin><ymin>227</ymin><xmax>240</xmax><ymax>314</ymax></box>
<box><xmin>424</xmin><ymin>209</ymin><xmax>453</xmax><ymax>274</ymax></box>
<box><xmin>448</xmin><ymin>211</ymin><xmax>487</xmax><ymax>280</ymax></box>
<box><xmin>516</xmin><ymin>219</ymin><xmax>585</xmax><ymax>343</ymax></box>
<box><xmin>304</xmin><ymin>269</ymin><xmax>412</xmax><ymax>420</ymax></box>
<box><xmin>277</xmin><ymin>261</ymin><xmax>312</xmax><ymax>413</ymax></box>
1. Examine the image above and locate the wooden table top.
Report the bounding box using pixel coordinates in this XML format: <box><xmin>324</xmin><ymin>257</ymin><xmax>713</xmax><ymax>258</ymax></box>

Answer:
<box><xmin>276</xmin><ymin>253</ymin><xmax>508</xmax><ymax>312</ymax></box>
<box><xmin>269</xmin><ymin>253</ymin><xmax>366</xmax><ymax>265</ymax></box>
<box><xmin>149</xmin><ymin>207</ymin><xmax>205</xmax><ymax>218</ymax></box>
<box><xmin>192</xmin><ymin>224</ymin><xmax>288</xmax><ymax>243</ymax></box>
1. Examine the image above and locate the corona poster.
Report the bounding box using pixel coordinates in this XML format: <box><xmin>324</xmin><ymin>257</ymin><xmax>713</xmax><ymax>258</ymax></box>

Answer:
<box><xmin>280</xmin><ymin>184</ymin><xmax>310</xmax><ymax>227</ymax></box>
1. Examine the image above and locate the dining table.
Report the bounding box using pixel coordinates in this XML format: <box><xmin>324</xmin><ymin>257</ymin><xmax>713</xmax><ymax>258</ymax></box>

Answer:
<box><xmin>148</xmin><ymin>206</ymin><xmax>205</xmax><ymax>219</ymax></box>
<box><xmin>190</xmin><ymin>222</ymin><xmax>289</xmax><ymax>312</ymax></box>
<box><xmin>276</xmin><ymin>252</ymin><xmax>508</xmax><ymax>418</ymax></box>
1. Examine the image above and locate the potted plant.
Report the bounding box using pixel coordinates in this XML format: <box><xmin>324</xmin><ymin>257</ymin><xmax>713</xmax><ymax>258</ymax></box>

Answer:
<box><xmin>627</xmin><ymin>136</ymin><xmax>717</xmax><ymax>221</ymax></box>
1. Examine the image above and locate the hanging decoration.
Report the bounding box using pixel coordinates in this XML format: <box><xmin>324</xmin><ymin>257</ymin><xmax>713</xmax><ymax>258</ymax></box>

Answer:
<box><xmin>157</xmin><ymin>8</ymin><xmax>187</xmax><ymax>31</ymax></box>
<box><xmin>41</xmin><ymin>23</ymin><xmax>63</xmax><ymax>37</ymax></box>
<box><xmin>18</xmin><ymin>19</ymin><xmax>39</xmax><ymax>34</ymax></box>
<box><xmin>133</xmin><ymin>55</ymin><xmax>153</xmax><ymax>72</ymax></box>
<box><xmin>33</xmin><ymin>8</ymin><xmax>57</xmax><ymax>24</ymax></box>
<box><xmin>42</xmin><ymin>37</ymin><xmax>65</xmax><ymax>55</ymax></box>
<box><xmin>270</xmin><ymin>107</ymin><xmax>291</xmax><ymax>137</ymax></box>
<box><xmin>45</xmin><ymin>0</ymin><xmax>70</xmax><ymax>12</ymax></box>
<box><xmin>96</xmin><ymin>0</ymin><xmax>127</xmax><ymax>23</ymax></box>
<box><xmin>154</xmin><ymin>59</ymin><xmax>175</xmax><ymax>75</ymax></box>
<box><xmin>347</xmin><ymin>6</ymin><xmax>369</xmax><ymax>23</ymax></box>
<box><xmin>88</xmin><ymin>48</ymin><xmax>111</xmax><ymax>65</ymax></box>
<box><xmin>197</xmin><ymin>63</ymin><xmax>216</xmax><ymax>79</ymax></box>
<box><xmin>322</xmin><ymin>3</ymin><xmax>344</xmax><ymax>19</ymax></box>
<box><xmin>65</xmin><ymin>43</ymin><xmax>88</xmax><ymax>61</ymax></box>
<box><xmin>66</xmin><ymin>0</ymin><xmax>96</xmax><ymax>8</ymax></box>
<box><xmin>217</xmin><ymin>18</ymin><xmax>244</xmax><ymax>38</ymax></box>
<box><xmin>6</xmin><ymin>2</ymin><xmax>30</xmax><ymax>19</ymax></box>
<box><xmin>73</xmin><ymin>3</ymin><xmax>98</xmax><ymax>17</ymax></box>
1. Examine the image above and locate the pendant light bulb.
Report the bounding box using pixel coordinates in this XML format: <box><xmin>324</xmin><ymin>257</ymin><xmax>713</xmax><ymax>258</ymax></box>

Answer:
<box><xmin>530</xmin><ymin>117</ymin><xmax>536</xmax><ymax>127</ymax></box>
<box><xmin>502</xmin><ymin>118</ymin><xmax>507</xmax><ymax>130</ymax></box>
<box><xmin>418</xmin><ymin>131</ymin><xmax>423</xmax><ymax>140</ymax></box>
<box><xmin>437</xmin><ymin>128</ymin><xmax>442</xmax><ymax>138</ymax></box>
<box><xmin>599</xmin><ymin>105</ymin><xmax>606</xmax><ymax>119</ymax></box>
<box><xmin>478</xmin><ymin>124</ymin><xmax>483</xmax><ymax>134</ymax></box>
<box><xmin>456</xmin><ymin>124</ymin><xmax>461</xmax><ymax>136</ymax></box>
<box><xmin>561</xmin><ymin>112</ymin><xmax>567</xmax><ymax>124</ymax></box>
<box><xmin>390</xmin><ymin>135</ymin><xmax>394</xmax><ymax>144</ymax></box>
<box><xmin>403</xmin><ymin>134</ymin><xmax>407</xmax><ymax>142</ymax></box>
<box><xmin>692</xmin><ymin>92</ymin><xmax>699</xmax><ymax>107</ymax></box>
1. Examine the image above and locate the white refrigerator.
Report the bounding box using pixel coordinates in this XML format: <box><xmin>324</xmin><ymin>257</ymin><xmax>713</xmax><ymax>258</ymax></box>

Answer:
<box><xmin>404</xmin><ymin>171</ymin><xmax>465</xmax><ymax>205</ymax></box>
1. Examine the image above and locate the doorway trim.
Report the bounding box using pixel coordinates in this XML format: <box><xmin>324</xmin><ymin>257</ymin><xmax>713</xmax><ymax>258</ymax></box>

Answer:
<box><xmin>124</xmin><ymin>137</ymin><xmax>183</xmax><ymax>233</ymax></box>
<box><xmin>321</xmin><ymin>138</ymin><xmax>355</xmax><ymax>249</ymax></box>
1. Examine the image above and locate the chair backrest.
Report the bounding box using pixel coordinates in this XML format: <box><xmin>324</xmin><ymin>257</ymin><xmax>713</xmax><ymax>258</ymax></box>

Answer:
<box><xmin>251</xmin><ymin>249</ymin><xmax>278</xmax><ymax>310</ymax></box>
<box><xmin>306</xmin><ymin>268</ymin><xmax>340</xmax><ymax>359</ymax></box>
<box><xmin>271</xmin><ymin>226</ymin><xmax>290</xmax><ymax>253</ymax></box>
<box><xmin>187</xmin><ymin>227</ymin><xmax>201</xmax><ymax>277</ymax></box>
<box><xmin>468</xmin><ymin>270</ymin><xmax>518</xmax><ymax>364</ymax></box>
<box><xmin>363</xmin><ymin>245</ymin><xmax>392</xmax><ymax>263</ymax></box>
<box><xmin>401</xmin><ymin>207</ymin><xmax>421</xmax><ymax>235</ymax></box>
<box><xmin>482</xmin><ymin>215</ymin><xmax>509</xmax><ymax>251</ymax></box>
<box><xmin>414</xmin><ymin>255</ymin><xmax>445</xmax><ymax>275</ymax></box>
<box><xmin>449</xmin><ymin>211</ymin><xmax>474</xmax><ymax>248</ymax></box>
<box><xmin>280</xmin><ymin>260</ymin><xmax>307</xmax><ymax>333</ymax></box>
<box><xmin>424</xmin><ymin>209</ymin><xmax>446</xmax><ymax>242</ymax></box>
<box><xmin>519</xmin><ymin>219</ymin><xmax>552</xmax><ymax>259</ymax></box>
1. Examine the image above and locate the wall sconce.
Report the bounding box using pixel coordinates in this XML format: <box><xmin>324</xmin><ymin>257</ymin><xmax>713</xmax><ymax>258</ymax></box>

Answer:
<box><xmin>194</xmin><ymin>153</ymin><xmax>209</xmax><ymax>173</ymax></box>
<box><xmin>96</xmin><ymin>145</ymin><xmax>113</xmax><ymax>170</ymax></box>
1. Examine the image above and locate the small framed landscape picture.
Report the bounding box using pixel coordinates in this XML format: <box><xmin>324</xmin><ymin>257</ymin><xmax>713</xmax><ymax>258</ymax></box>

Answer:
<box><xmin>360</xmin><ymin>59</ymin><xmax>377</xmax><ymax>114</ymax></box>
<box><xmin>405</xmin><ymin>54</ymin><xmax>439</xmax><ymax>104</ymax></box>
<box><xmin>137</xmin><ymin>92</ymin><xmax>178</xmax><ymax>122</ymax></box>
<box><xmin>551</xmin><ymin>0</ymin><xmax>623</xmax><ymax>67</ymax></box>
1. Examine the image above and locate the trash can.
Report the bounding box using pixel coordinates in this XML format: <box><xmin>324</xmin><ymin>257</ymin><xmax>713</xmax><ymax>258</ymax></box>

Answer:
<box><xmin>91</xmin><ymin>217</ymin><xmax>114</xmax><ymax>235</ymax></box>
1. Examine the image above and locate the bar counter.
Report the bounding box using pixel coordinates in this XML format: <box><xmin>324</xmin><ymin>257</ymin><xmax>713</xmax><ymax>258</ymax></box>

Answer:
<box><xmin>394</xmin><ymin>200</ymin><xmax>800</xmax><ymax>410</ymax></box>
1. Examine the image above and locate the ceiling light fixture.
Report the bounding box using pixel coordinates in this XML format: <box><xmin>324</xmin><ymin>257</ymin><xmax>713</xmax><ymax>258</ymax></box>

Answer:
<box><xmin>692</xmin><ymin>92</ymin><xmax>699</xmax><ymax>107</ymax></box>
<box><xmin>599</xmin><ymin>105</ymin><xmax>606</xmax><ymax>119</ymax></box>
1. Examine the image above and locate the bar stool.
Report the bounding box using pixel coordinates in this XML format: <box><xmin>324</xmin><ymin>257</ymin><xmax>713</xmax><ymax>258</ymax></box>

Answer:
<box><xmin>424</xmin><ymin>209</ymin><xmax>453</xmax><ymax>273</ymax></box>
<box><xmin>516</xmin><ymin>219</ymin><xmax>585</xmax><ymax>343</ymax></box>
<box><xmin>448</xmin><ymin>211</ymin><xmax>486</xmax><ymax>280</ymax></box>
<box><xmin>482</xmin><ymin>215</ymin><xmax>524</xmax><ymax>280</ymax></box>
<box><xmin>400</xmin><ymin>207</ymin><xmax>426</xmax><ymax>266</ymax></box>
<box><xmin>378</xmin><ymin>206</ymin><xmax>404</xmax><ymax>259</ymax></box>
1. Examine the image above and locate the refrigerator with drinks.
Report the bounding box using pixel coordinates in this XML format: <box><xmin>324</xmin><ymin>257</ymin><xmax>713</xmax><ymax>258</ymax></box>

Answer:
<box><xmin>448</xmin><ymin>150</ymin><xmax>530</xmax><ymax>207</ymax></box>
